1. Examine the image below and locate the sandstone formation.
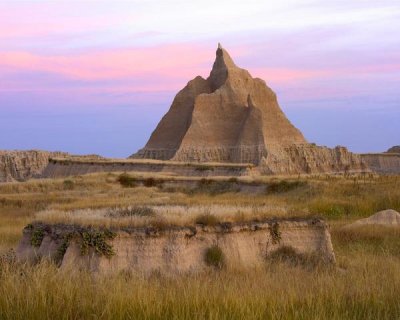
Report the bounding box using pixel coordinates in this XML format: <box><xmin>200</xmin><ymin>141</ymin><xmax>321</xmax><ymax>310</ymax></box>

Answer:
<box><xmin>16</xmin><ymin>219</ymin><xmax>335</xmax><ymax>273</ymax></box>
<box><xmin>346</xmin><ymin>209</ymin><xmax>400</xmax><ymax>227</ymax></box>
<box><xmin>133</xmin><ymin>44</ymin><xmax>306</xmax><ymax>164</ymax></box>
<box><xmin>132</xmin><ymin>44</ymin><xmax>367</xmax><ymax>175</ymax></box>
<box><xmin>361</xmin><ymin>153</ymin><xmax>400</xmax><ymax>174</ymax></box>
<box><xmin>0</xmin><ymin>150</ymin><xmax>67</xmax><ymax>182</ymax></box>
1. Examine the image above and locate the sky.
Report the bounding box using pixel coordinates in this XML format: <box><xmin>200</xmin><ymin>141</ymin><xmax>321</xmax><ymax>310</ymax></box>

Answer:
<box><xmin>0</xmin><ymin>0</ymin><xmax>399</xmax><ymax>157</ymax></box>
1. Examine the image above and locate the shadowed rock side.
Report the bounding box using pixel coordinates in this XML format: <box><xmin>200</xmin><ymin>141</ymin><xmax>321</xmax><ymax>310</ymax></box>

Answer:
<box><xmin>133</xmin><ymin>44</ymin><xmax>306</xmax><ymax>164</ymax></box>
<box><xmin>0</xmin><ymin>150</ymin><xmax>68</xmax><ymax>182</ymax></box>
<box><xmin>16</xmin><ymin>219</ymin><xmax>335</xmax><ymax>274</ymax></box>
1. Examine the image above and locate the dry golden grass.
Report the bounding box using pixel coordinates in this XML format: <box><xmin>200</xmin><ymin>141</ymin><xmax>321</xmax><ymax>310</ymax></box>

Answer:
<box><xmin>1</xmin><ymin>173</ymin><xmax>400</xmax><ymax>319</ymax></box>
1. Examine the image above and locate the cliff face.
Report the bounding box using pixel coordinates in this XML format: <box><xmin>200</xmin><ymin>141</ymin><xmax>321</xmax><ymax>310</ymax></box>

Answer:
<box><xmin>16</xmin><ymin>219</ymin><xmax>335</xmax><ymax>274</ymax></box>
<box><xmin>133</xmin><ymin>44</ymin><xmax>306</xmax><ymax>164</ymax></box>
<box><xmin>361</xmin><ymin>153</ymin><xmax>400</xmax><ymax>174</ymax></box>
<box><xmin>0</xmin><ymin>150</ymin><xmax>67</xmax><ymax>182</ymax></box>
<box><xmin>261</xmin><ymin>144</ymin><xmax>367</xmax><ymax>175</ymax></box>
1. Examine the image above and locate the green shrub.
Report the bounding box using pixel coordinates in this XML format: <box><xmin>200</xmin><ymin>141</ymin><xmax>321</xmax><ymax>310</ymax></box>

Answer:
<box><xmin>195</xmin><ymin>214</ymin><xmax>219</xmax><ymax>226</ymax></box>
<box><xmin>80</xmin><ymin>230</ymin><xmax>117</xmax><ymax>258</ymax></box>
<box><xmin>195</xmin><ymin>165</ymin><xmax>214</xmax><ymax>172</ymax></box>
<box><xmin>193</xmin><ymin>179</ymin><xmax>240</xmax><ymax>196</ymax></box>
<box><xmin>205</xmin><ymin>245</ymin><xmax>225</xmax><ymax>269</ymax></box>
<box><xmin>117</xmin><ymin>173</ymin><xmax>137</xmax><ymax>188</ymax></box>
<box><xmin>118</xmin><ymin>206</ymin><xmax>156</xmax><ymax>217</ymax></box>
<box><xmin>143</xmin><ymin>177</ymin><xmax>162</xmax><ymax>188</ymax></box>
<box><xmin>266</xmin><ymin>180</ymin><xmax>307</xmax><ymax>194</ymax></box>
<box><xmin>63</xmin><ymin>180</ymin><xmax>75</xmax><ymax>190</ymax></box>
<box><xmin>30</xmin><ymin>228</ymin><xmax>45</xmax><ymax>247</ymax></box>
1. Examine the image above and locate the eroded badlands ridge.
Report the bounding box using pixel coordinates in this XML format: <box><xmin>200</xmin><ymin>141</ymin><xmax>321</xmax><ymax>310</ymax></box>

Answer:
<box><xmin>133</xmin><ymin>44</ymin><xmax>306</xmax><ymax>164</ymax></box>
<box><xmin>133</xmin><ymin>45</ymin><xmax>367</xmax><ymax>174</ymax></box>
<box><xmin>16</xmin><ymin>218</ymin><xmax>335</xmax><ymax>274</ymax></box>
<box><xmin>0</xmin><ymin>150</ymin><xmax>67</xmax><ymax>182</ymax></box>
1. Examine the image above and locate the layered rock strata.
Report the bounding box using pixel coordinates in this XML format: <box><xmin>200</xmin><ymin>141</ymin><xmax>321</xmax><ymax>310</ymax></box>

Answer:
<box><xmin>0</xmin><ymin>150</ymin><xmax>67</xmax><ymax>182</ymax></box>
<box><xmin>361</xmin><ymin>153</ymin><xmax>400</xmax><ymax>174</ymax></box>
<box><xmin>16</xmin><ymin>218</ymin><xmax>335</xmax><ymax>274</ymax></box>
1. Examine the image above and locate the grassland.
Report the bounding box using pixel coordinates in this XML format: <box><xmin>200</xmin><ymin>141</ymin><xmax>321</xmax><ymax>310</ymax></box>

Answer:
<box><xmin>1</xmin><ymin>173</ymin><xmax>400</xmax><ymax>319</ymax></box>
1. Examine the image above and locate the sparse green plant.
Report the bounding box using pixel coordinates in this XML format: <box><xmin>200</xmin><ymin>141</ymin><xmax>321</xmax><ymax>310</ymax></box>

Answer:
<box><xmin>195</xmin><ymin>165</ymin><xmax>214</xmax><ymax>172</ymax></box>
<box><xmin>80</xmin><ymin>229</ymin><xmax>117</xmax><ymax>258</ymax></box>
<box><xmin>30</xmin><ymin>228</ymin><xmax>45</xmax><ymax>247</ymax></box>
<box><xmin>143</xmin><ymin>177</ymin><xmax>162</xmax><ymax>188</ymax></box>
<box><xmin>269</xmin><ymin>222</ymin><xmax>281</xmax><ymax>244</ymax></box>
<box><xmin>117</xmin><ymin>206</ymin><xmax>156</xmax><ymax>217</ymax></box>
<box><xmin>193</xmin><ymin>179</ymin><xmax>240</xmax><ymax>196</ymax></box>
<box><xmin>204</xmin><ymin>245</ymin><xmax>225</xmax><ymax>269</ymax></box>
<box><xmin>56</xmin><ymin>232</ymin><xmax>75</xmax><ymax>263</ymax></box>
<box><xmin>266</xmin><ymin>180</ymin><xmax>307</xmax><ymax>194</ymax></box>
<box><xmin>63</xmin><ymin>180</ymin><xmax>75</xmax><ymax>190</ymax></box>
<box><xmin>195</xmin><ymin>213</ymin><xmax>219</xmax><ymax>226</ymax></box>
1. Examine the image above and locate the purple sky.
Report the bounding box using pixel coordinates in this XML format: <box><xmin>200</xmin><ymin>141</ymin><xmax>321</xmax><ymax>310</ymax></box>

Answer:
<box><xmin>0</xmin><ymin>1</ymin><xmax>399</xmax><ymax>157</ymax></box>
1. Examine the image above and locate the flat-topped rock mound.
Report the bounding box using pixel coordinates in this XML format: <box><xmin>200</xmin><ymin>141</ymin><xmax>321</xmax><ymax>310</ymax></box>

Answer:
<box><xmin>346</xmin><ymin>209</ymin><xmax>400</xmax><ymax>228</ymax></box>
<box><xmin>43</xmin><ymin>157</ymin><xmax>254</xmax><ymax>178</ymax></box>
<box><xmin>16</xmin><ymin>217</ymin><xmax>335</xmax><ymax>274</ymax></box>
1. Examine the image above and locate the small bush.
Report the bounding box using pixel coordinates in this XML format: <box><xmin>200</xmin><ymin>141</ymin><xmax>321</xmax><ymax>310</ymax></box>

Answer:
<box><xmin>118</xmin><ymin>206</ymin><xmax>156</xmax><ymax>217</ymax></box>
<box><xmin>63</xmin><ymin>180</ymin><xmax>75</xmax><ymax>190</ymax></box>
<box><xmin>193</xmin><ymin>179</ymin><xmax>240</xmax><ymax>196</ymax></box>
<box><xmin>143</xmin><ymin>178</ymin><xmax>162</xmax><ymax>188</ymax></box>
<box><xmin>195</xmin><ymin>214</ymin><xmax>219</xmax><ymax>226</ymax></box>
<box><xmin>204</xmin><ymin>245</ymin><xmax>225</xmax><ymax>269</ymax></box>
<box><xmin>269</xmin><ymin>222</ymin><xmax>281</xmax><ymax>244</ymax></box>
<box><xmin>266</xmin><ymin>180</ymin><xmax>307</xmax><ymax>194</ymax></box>
<box><xmin>117</xmin><ymin>173</ymin><xmax>137</xmax><ymax>188</ymax></box>
<box><xmin>195</xmin><ymin>165</ymin><xmax>214</xmax><ymax>172</ymax></box>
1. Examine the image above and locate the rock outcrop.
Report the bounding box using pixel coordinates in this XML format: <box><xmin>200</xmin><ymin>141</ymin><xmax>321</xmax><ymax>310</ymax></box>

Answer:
<box><xmin>386</xmin><ymin>146</ymin><xmax>400</xmax><ymax>154</ymax></box>
<box><xmin>360</xmin><ymin>153</ymin><xmax>400</xmax><ymax>174</ymax></box>
<box><xmin>261</xmin><ymin>145</ymin><xmax>367</xmax><ymax>175</ymax></box>
<box><xmin>346</xmin><ymin>209</ymin><xmax>400</xmax><ymax>228</ymax></box>
<box><xmin>133</xmin><ymin>44</ymin><xmax>306</xmax><ymax>164</ymax></box>
<box><xmin>132</xmin><ymin>44</ymin><xmax>367</xmax><ymax>175</ymax></box>
<box><xmin>0</xmin><ymin>150</ymin><xmax>67</xmax><ymax>182</ymax></box>
<box><xmin>16</xmin><ymin>218</ymin><xmax>335</xmax><ymax>274</ymax></box>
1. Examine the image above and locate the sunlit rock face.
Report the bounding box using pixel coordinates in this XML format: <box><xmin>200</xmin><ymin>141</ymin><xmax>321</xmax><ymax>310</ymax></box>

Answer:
<box><xmin>132</xmin><ymin>44</ymin><xmax>306</xmax><ymax>164</ymax></box>
<box><xmin>132</xmin><ymin>44</ymin><xmax>368</xmax><ymax>175</ymax></box>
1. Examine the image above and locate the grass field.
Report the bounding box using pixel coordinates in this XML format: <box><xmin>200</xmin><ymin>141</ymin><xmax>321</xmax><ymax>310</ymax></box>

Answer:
<box><xmin>1</xmin><ymin>173</ymin><xmax>400</xmax><ymax>319</ymax></box>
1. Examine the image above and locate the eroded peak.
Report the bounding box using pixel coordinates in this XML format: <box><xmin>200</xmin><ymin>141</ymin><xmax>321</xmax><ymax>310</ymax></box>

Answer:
<box><xmin>208</xmin><ymin>44</ymin><xmax>238</xmax><ymax>91</ymax></box>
